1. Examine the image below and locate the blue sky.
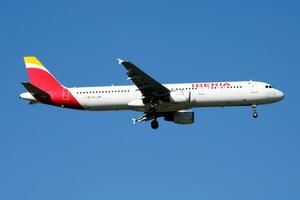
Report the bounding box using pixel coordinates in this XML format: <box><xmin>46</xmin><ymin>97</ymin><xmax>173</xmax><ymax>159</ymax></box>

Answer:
<box><xmin>1</xmin><ymin>0</ymin><xmax>300</xmax><ymax>199</ymax></box>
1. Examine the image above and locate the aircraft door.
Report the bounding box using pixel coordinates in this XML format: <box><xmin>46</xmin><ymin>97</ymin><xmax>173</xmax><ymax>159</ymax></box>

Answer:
<box><xmin>250</xmin><ymin>82</ymin><xmax>258</xmax><ymax>94</ymax></box>
<box><xmin>63</xmin><ymin>88</ymin><xmax>70</xmax><ymax>100</ymax></box>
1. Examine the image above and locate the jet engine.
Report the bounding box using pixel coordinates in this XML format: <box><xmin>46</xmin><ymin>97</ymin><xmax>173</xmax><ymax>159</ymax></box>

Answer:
<box><xmin>164</xmin><ymin>110</ymin><xmax>195</xmax><ymax>124</ymax></box>
<box><xmin>170</xmin><ymin>90</ymin><xmax>191</xmax><ymax>103</ymax></box>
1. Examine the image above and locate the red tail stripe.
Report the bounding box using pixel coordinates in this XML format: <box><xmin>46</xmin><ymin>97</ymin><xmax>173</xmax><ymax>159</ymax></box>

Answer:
<box><xmin>27</xmin><ymin>68</ymin><xmax>83</xmax><ymax>110</ymax></box>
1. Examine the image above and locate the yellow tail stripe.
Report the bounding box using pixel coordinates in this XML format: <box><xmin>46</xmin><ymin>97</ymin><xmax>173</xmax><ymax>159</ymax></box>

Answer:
<box><xmin>24</xmin><ymin>56</ymin><xmax>45</xmax><ymax>67</ymax></box>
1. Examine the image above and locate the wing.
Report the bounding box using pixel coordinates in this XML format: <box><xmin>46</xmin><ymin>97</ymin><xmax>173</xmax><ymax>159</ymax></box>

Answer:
<box><xmin>118</xmin><ymin>59</ymin><xmax>170</xmax><ymax>103</ymax></box>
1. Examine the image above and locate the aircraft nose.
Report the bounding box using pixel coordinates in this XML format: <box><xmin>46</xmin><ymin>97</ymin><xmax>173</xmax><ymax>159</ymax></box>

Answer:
<box><xmin>276</xmin><ymin>90</ymin><xmax>285</xmax><ymax>100</ymax></box>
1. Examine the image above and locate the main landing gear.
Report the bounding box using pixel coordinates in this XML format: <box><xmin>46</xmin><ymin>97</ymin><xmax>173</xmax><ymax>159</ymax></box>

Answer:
<box><xmin>252</xmin><ymin>105</ymin><xmax>259</xmax><ymax>118</ymax></box>
<box><xmin>151</xmin><ymin>119</ymin><xmax>159</xmax><ymax>129</ymax></box>
<box><xmin>134</xmin><ymin>101</ymin><xmax>160</xmax><ymax>129</ymax></box>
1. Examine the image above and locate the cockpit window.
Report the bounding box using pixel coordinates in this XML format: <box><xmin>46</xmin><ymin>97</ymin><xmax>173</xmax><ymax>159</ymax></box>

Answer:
<box><xmin>265</xmin><ymin>85</ymin><xmax>273</xmax><ymax>89</ymax></box>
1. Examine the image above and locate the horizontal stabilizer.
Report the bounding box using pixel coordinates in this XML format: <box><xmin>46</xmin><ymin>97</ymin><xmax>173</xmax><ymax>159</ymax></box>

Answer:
<box><xmin>21</xmin><ymin>82</ymin><xmax>50</xmax><ymax>99</ymax></box>
<box><xmin>29</xmin><ymin>100</ymin><xmax>38</xmax><ymax>105</ymax></box>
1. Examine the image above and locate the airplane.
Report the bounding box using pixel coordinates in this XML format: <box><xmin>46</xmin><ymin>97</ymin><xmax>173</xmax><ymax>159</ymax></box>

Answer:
<box><xmin>20</xmin><ymin>56</ymin><xmax>284</xmax><ymax>129</ymax></box>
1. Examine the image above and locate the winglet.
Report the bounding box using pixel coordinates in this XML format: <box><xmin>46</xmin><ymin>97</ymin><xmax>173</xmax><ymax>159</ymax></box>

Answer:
<box><xmin>117</xmin><ymin>58</ymin><xmax>125</xmax><ymax>64</ymax></box>
<box><xmin>131</xmin><ymin>118</ymin><xmax>137</xmax><ymax>124</ymax></box>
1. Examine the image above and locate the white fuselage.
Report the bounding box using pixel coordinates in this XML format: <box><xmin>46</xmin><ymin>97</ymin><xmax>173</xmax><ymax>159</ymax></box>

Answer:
<box><xmin>66</xmin><ymin>81</ymin><xmax>284</xmax><ymax>112</ymax></box>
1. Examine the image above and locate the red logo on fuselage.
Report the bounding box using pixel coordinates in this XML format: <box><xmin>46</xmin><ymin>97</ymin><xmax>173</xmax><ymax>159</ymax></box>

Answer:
<box><xmin>192</xmin><ymin>82</ymin><xmax>231</xmax><ymax>88</ymax></box>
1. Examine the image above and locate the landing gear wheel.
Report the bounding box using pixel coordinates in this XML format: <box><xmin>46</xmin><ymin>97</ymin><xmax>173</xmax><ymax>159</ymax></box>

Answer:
<box><xmin>151</xmin><ymin>120</ymin><xmax>159</xmax><ymax>129</ymax></box>
<box><xmin>251</xmin><ymin>105</ymin><xmax>258</xmax><ymax>118</ymax></box>
<box><xmin>253</xmin><ymin>112</ymin><xmax>258</xmax><ymax>118</ymax></box>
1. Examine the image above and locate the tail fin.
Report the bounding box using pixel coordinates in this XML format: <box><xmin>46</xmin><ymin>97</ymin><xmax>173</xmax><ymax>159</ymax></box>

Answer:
<box><xmin>22</xmin><ymin>56</ymin><xmax>83</xmax><ymax>110</ymax></box>
<box><xmin>24</xmin><ymin>56</ymin><xmax>64</xmax><ymax>94</ymax></box>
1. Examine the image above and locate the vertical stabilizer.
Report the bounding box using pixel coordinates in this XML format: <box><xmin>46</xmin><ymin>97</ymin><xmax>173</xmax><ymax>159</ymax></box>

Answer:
<box><xmin>24</xmin><ymin>56</ymin><xmax>64</xmax><ymax>94</ymax></box>
<box><xmin>22</xmin><ymin>56</ymin><xmax>83</xmax><ymax>109</ymax></box>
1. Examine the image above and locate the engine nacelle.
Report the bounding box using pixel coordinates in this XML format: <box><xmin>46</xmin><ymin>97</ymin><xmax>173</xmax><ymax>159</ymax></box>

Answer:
<box><xmin>170</xmin><ymin>91</ymin><xmax>191</xmax><ymax>103</ymax></box>
<box><xmin>165</xmin><ymin>111</ymin><xmax>195</xmax><ymax>124</ymax></box>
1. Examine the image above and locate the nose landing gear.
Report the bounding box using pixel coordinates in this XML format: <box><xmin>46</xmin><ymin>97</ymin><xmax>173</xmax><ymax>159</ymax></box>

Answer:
<box><xmin>252</xmin><ymin>105</ymin><xmax>259</xmax><ymax>118</ymax></box>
